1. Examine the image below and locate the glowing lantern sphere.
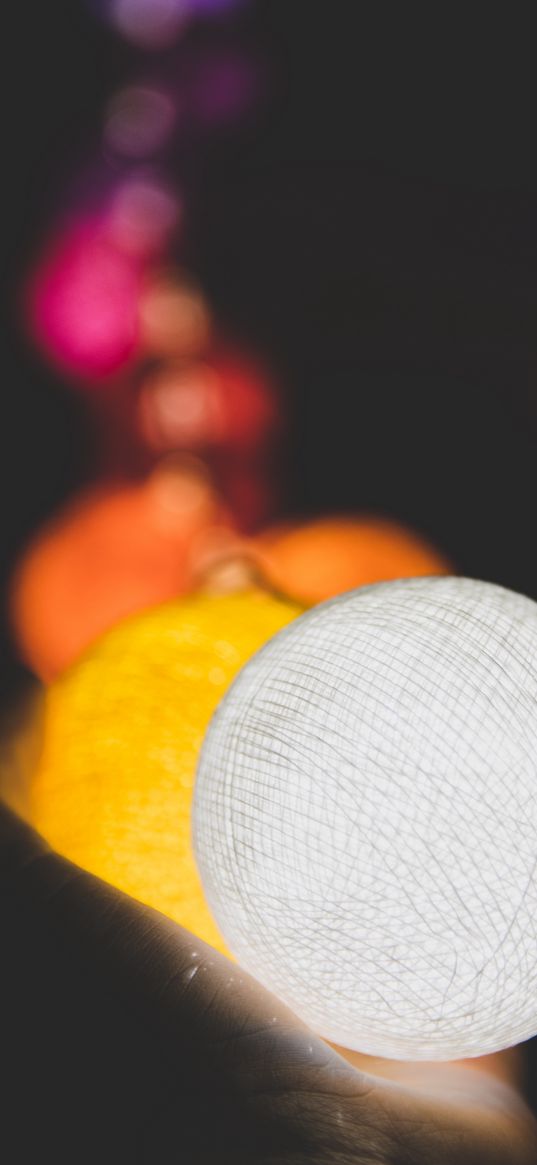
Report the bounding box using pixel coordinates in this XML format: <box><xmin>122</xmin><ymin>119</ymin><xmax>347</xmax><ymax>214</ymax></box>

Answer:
<box><xmin>27</xmin><ymin>215</ymin><xmax>142</xmax><ymax>382</ymax></box>
<box><xmin>139</xmin><ymin>351</ymin><xmax>280</xmax><ymax>456</ymax></box>
<box><xmin>27</xmin><ymin>590</ymin><xmax>300</xmax><ymax>951</ymax></box>
<box><xmin>104</xmin><ymin>86</ymin><xmax>176</xmax><ymax>159</ymax></box>
<box><xmin>10</xmin><ymin>461</ymin><xmax>232</xmax><ymax>681</ymax></box>
<box><xmin>138</xmin><ymin>274</ymin><xmax>211</xmax><ymax>358</ymax></box>
<box><xmin>188</xmin><ymin>50</ymin><xmax>261</xmax><ymax>127</ymax></box>
<box><xmin>253</xmin><ymin>515</ymin><xmax>451</xmax><ymax>604</ymax></box>
<box><xmin>105</xmin><ymin>177</ymin><xmax>180</xmax><ymax>260</ymax></box>
<box><xmin>111</xmin><ymin>0</ymin><xmax>189</xmax><ymax>49</ymax></box>
<box><xmin>194</xmin><ymin>576</ymin><xmax>537</xmax><ymax>1060</ymax></box>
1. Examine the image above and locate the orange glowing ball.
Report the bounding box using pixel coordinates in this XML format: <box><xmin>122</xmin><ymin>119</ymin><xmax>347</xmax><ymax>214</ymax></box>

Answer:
<box><xmin>138</xmin><ymin>272</ymin><xmax>212</xmax><ymax>359</ymax></box>
<box><xmin>252</xmin><ymin>515</ymin><xmax>452</xmax><ymax>605</ymax></box>
<box><xmin>10</xmin><ymin>460</ymin><xmax>234</xmax><ymax>682</ymax></box>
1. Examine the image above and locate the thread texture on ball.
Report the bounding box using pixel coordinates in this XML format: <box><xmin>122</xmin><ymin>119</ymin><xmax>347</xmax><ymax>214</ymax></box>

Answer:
<box><xmin>193</xmin><ymin>576</ymin><xmax>537</xmax><ymax>1060</ymax></box>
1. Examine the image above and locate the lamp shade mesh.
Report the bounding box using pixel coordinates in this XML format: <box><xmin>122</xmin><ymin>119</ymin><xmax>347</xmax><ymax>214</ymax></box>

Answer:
<box><xmin>193</xmin><ymin>576</ymin><xmax>537</xmax><ymax>1060</ymax></box>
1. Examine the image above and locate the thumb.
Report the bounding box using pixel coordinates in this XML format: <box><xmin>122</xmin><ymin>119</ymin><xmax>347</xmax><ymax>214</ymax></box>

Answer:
<box><xmin>1</xmin><ymin>802</ymin><xmax>536</xmax><ymax>1165</ymax></box>
<box><xmin>0</xmin><ymin>802</ymin><xmax>373</xmax><ymax>1163</ymax></box>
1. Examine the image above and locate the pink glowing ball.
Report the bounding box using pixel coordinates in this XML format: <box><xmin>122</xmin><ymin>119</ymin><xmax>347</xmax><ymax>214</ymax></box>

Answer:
<box><xmin>26</xmin><ymin>215</ymin><xmax>143</xmax><ymax>384</ymax></box>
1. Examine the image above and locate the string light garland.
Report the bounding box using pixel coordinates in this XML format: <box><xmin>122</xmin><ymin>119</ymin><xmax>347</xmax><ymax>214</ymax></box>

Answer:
<box><xmin>21</xmin><ymin>0</ymin><xmax>278</xmax><ymax>536</ymax></box>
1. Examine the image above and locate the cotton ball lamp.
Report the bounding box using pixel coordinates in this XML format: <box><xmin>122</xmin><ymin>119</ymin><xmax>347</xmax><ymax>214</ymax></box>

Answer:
<box><xmin>26</xmin><ymin>590</ymin><xmax>300</xmax><ymax>951</ymax></box>
<box><xmin>193</xmin><ymin>576</ymin><xmax>537</xmax><ymax>1060</ymax></box>
<box><xmin>252</xmin><ymin>515</ymin><xmax>451</xmax><ymax>605</ymax></box>
<box><xmin>9</xmin><ymin>461</ymin><xmax>232</xmax><ymax>681</ymax></box>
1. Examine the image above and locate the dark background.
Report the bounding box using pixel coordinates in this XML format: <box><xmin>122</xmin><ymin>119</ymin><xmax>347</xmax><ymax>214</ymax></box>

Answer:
<box><xmin>5</xmin><ymin>3</ymin><xmax>537</xmax><ymax>599</ymax></box>
<box><xmin>3</xmin><ymin>0</ymin><xmax>537</xmax><ymax>1103</ymax></box>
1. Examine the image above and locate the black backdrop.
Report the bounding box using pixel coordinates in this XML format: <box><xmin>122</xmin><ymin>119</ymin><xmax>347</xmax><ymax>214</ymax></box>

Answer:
<box><xmin>4</xmin><ymin>4</ymin><xmax>537</xmax><ymax>592</ymax></box>
<box><xmin>5</xmin><ymin>5</ymin><xmax>537</xmax><ymax>592</ymax></box>
<box><xmin>2</xmin><ymin>0</ymin><xmax>537</xmax><ymax>1105</ymax></box>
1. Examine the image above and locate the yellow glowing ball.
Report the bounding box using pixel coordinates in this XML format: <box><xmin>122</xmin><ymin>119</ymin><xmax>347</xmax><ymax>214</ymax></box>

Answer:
<box><xmin>29</xmin><ymin>590</ymin><xmax>300</xmax><ymax>952</ymax></box>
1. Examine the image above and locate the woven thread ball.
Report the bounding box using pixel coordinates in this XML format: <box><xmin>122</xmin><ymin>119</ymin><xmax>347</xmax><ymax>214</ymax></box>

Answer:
<box><xmin>193</xmin><ymin>576</ymin><xmax>537</xmax><ymax>1060</ymax></box>
<box><xmin>28</xmin><ymin>590</ymin><xmax>300</xmax><ymax>951</ymax></box>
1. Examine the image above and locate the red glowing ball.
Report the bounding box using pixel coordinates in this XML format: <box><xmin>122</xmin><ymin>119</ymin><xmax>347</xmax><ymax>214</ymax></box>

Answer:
<box><xmin>138</xmin><ymin>348</ymin><xmax>281</xmax><ymax>456</ymax></box>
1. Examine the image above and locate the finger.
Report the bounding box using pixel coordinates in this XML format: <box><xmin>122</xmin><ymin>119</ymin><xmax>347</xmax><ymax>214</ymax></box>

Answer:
<box><xmin>0</xmin><ymin>802</ymin><xmax>375</xmax><ymax>1164</ymax></box>
<box><xmin>1</xmin><ymin>802</ymin><xmax>536</xmax><ymax>1164</ymax></box>
<box><xmin>333</xmin><ymin>1041</ymin><xmax>526</xmax><ymax>1086</ymax></box>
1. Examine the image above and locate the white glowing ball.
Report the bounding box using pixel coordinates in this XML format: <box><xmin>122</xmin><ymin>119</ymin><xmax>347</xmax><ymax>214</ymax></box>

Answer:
<box><xmin>193</xmin><ymin>577</ymin><xmax>537</xmax><ymax>1060</ymax></box>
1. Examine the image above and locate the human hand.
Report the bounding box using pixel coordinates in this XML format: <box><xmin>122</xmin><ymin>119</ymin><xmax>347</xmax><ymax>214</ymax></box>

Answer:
<box><xmin>1</xmin><ymin>802</ymin><xmax>536</xmax><ymax>1165</ymax></box>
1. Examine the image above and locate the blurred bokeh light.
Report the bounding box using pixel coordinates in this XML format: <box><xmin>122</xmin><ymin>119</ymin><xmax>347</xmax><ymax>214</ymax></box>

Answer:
<box><xmin>138</xmin><ymin>350</ymin><xmax>280</xmax><ymax>454</ymax></box>
<box><xmin>253</xmin><ymin>516</ymin><xmax>452</xmax><ymax>605</ymax></box>
<box><xmin>187</xmin><ymin>48</ymin><xmax>262</xmax><ymax>127</ymax></box>
<box><xmin>110</xmin><ymin>0</ymin><xmax>189</xmax><ymax>49</ymax></box>
<box><xmin>104</xmin><ymin>85</ymin><xmax>176</xmax><ymax>159</ymax></box>
<box><xmin>26</xmin><ymin>214</ymin><xmax>143</xmax><ymax>382</ymax></box>
<box><xmin>10</xmin><ymin>457</ymin><xmax>233</xmax><ymax>680</ymax></box>
<box><xmin>105</xmin><ymin>175</ymin><xmax>181</xmax><ymax>259</ymax></box>
<box><xmin>139</xmin><ymin>271</ymin><xmax>212</xmax><ymax>357</ymax></box>
<box><xmin>25</xmin><ymin>178</ymin><xmax>181</xmax><ymax>384</ymax></box>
